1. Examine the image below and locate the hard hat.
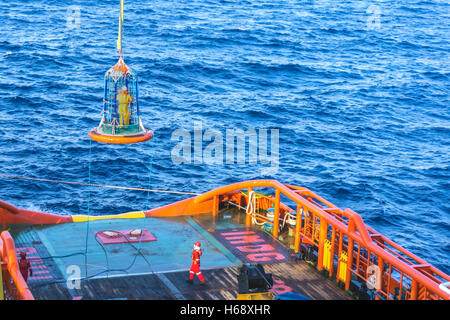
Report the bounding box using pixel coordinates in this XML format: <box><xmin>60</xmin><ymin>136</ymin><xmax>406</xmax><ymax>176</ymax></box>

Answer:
<box><xmin>121</xmin><ymin>86</ymin><xmax>127</xmax><ymax>91</ymax></box>
<box><xmin>194</xmin><ymin>241</ymin><xmax>201</xmax><ymax>247</ymax></box>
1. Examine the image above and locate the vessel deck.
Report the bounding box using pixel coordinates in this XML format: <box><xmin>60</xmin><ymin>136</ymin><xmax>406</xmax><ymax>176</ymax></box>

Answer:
<box><xmin>8</xmin><ymin>208</ymin><xmax>352</xmax><ymax>300</ymax></box>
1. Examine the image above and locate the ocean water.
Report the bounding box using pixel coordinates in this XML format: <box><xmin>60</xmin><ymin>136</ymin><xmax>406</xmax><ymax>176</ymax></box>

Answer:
<box><xmin>0</xmin><ymin>0</ymin><xmax>448</xmax><ymax>274</ymax></box>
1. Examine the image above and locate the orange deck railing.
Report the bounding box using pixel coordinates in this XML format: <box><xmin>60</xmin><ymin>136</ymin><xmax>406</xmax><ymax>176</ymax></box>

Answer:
<box><xmin>192</xmin><ymin>180</ymin><xmax>450</xmax><ymax>300</ymax></box>
<box><xmin>0</xmin><ymin>231</ymin><xmax>34</xmax><ymax>300</ymax></box>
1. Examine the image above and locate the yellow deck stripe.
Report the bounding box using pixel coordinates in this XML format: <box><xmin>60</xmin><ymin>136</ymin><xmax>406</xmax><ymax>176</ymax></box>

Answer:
<box><xmin>72</xmin><ymin>211</ymin><xmax>145</xmax><ymax>222</ymax></box>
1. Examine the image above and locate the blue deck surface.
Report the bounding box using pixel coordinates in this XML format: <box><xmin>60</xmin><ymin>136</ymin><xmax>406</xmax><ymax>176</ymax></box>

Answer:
<box><xmin>34</xmin><ymin>216</ymin><xmax>239</xmax><ymax>280</ymax></box>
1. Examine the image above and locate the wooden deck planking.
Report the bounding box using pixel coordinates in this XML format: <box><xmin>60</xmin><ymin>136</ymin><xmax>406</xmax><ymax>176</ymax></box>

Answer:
<box><xmin>29</xmin><ymin>261</ymin><xmax>351</xmax><ymax>300</ymax></box>
<box><xmin>78</xmin><ymin>274</ymin><xmax>175</xmax><ymax>300</ymax></box>
<box><xmin>29</xmin><ymin>282</ymin><xmax>73</xmax><ymax>300</ymax></box>
<box><xmin>264</xmin><ymin>261</ymin><xmax>352</xmax><ymax>300</ymax></box>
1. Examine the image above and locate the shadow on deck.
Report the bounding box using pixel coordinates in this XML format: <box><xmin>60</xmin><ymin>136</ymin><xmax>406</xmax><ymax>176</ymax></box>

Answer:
<box><xmin>29</xmin><ymin>261</ymin><xmax>352</xmax><ymax>300</ymax></box>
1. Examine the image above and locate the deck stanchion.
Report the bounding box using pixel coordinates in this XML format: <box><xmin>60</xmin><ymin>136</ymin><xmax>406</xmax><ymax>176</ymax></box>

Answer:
<box><xmin>377</xmin><ymin>256</ymin><xmax>385</xmax><ymax>296</ymax></box>
<box><xmin>0</xmin><ymin>261</ymin><xmax>3</xmax><ymax>300</ymax></box>
<box><xmin>303</xmin><ymin>207</ymin><xmax>308</xmax><ymax>245</ymax></box>
<box><xmin>329</xmin><ymin>227</ymin><xmax>336</xmax><ymax>277</ymax></box>
<box><xmin>3</xmin><ymin>267</ymin><xmax>11</xmax><ymax>297</ymax></box>
<box><xmin>345</xmin><ymin>220</ymin><xmax>355</xmax><ymax>291</ymax></box>
<box><xmin>345</xmin><ymin>239</ymin><xmax>354</xmax><ymax>291</ymax></box>
<box><xmin>212</xmin><ymin>195</ymin><xmax>218</xmax><ymax>217</ymax></box>
<box><xmin>273</xmin><ymin>189</ymin><xmax>280</xmax><ymax>238</ymax></box>
<box><xmin>305</xmin><ymin>208</ymin><xmax>310</xmax><ymax>240</ymax></box>
<box><xmin>337</xmin><ymin>234</ymin><xmax>346</xmax><ymax>283</ymax></box>
<box><xmin>318</xmin><ymin>218</ymin><xmax>328</xmax><ymax>271</ymax></box>
<box><xmin>411</xmin><ymin>280</ymin><xmax>418</xmax><ymax>300</ymax></box>
<box><xmin>245</xmin><ymin>187</ymin><xmax>252</xmax><ymax>227</ymax></box>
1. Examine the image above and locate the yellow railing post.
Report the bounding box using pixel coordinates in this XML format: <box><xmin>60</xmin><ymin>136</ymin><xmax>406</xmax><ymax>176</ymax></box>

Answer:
<box><xmin>273</xmin><ymin>189</ymin><xmax>280</xmax><ymax>238</ymax></box>
<box><xmin>294</xmin><ymin>205</ymin><xmax>302</xmax><ymax>253</ymax></box>
<box><xmin>338</xmin><ymin>251</ymin><xmax>347</xmax><ymax>283</ymax></box>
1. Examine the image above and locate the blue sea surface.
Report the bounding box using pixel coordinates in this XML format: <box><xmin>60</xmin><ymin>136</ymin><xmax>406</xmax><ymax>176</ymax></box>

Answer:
<box><xmin>0</xmin><ymin>0</ymin><xmax>449</xmax><ymax>274</ymax></box>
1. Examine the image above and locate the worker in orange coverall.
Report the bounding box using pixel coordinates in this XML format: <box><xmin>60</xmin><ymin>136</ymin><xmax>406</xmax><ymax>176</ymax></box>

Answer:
<box><xmin>186</xmin><ymin>241</ymin><xmax>205</xmax><ymax>285</ymax></box>
<box><xmin>19</xmin><ymin>252</ymin><xmax>32</xmax><ymax>282</ymax></box>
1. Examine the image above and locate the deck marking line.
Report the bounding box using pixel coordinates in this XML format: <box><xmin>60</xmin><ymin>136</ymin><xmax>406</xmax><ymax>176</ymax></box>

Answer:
<box><xmin>88</xmin><ymin>265</ymin><xmax>220</xmax><ymax>280</ymax></box>
<box><xmin>156</xmin><ymin>273</ymin><xmax>186</xmax><ymax>300</ymax></box>
<box><xmin>35</xmin><ymin>228</ymin><xmax>69</xmax><ymax>281</ymax></box>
